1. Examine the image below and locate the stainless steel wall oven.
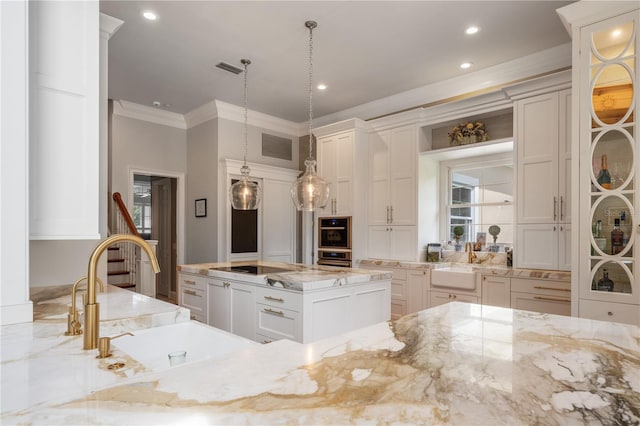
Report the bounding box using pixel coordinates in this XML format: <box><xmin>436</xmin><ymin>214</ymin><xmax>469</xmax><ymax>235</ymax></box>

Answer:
<box><xmin>317</xmin><ymin>216</ymin><xmax>352</xmax><ymax>267</ymax></box>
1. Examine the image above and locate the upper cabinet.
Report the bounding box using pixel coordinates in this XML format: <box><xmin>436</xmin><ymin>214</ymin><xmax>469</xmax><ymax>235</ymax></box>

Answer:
<box><xmin>514</xmin><ymin>89</ymin><xmax>572</xmax><ymax>271</ymax></box>
<box><xmin>560</xmin><ymin>4</ymin><xmax>640</xmax><ymax>325</ymax></box>
<box><xmin>29</xmin><ymin>1</ymin><xmax>101</xmax><ymax>239</ymax></box>
<box><xmin>368</xmin><ymin>124</ymin><xmax>417</xmax><ymax>226</ymax></box>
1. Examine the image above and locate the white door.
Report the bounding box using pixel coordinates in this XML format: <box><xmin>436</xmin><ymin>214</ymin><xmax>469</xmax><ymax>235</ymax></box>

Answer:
<box><xmin>369</xmin><ymin>130</ymin><xmax>390</xmax><ymax>225</ymax></box>
<box><xmin>516</xmin><ymin>224</ymin><xmax>558</xmax><ymax>270</ymax></box>
<box><xmin>335</xmin><ymin>132</ymin><xmax>354</xmax><ymax>216</ymax></box>
<box><xmin>389</xmin><ymin>125</ymin><xmax>416</xmax><ymax>226</ymax></box>
<box><xmin>208</xmin><ymin>280</ymin><xmax>230</xmax><ymax>331</ymax></box>
<box><xmin>389</xmin><ymin>226</ymin><xmax>417</xmax><ymax>261</ymax></box>
<box><xmin>230</xmin><ymin>283</ymin><xmax>255</xmax><ymax>340</ymax></box>
<box><xmin>367</xmin><ymin>225</ymin><xmax>390</xmax><ymax>259</ymax></box>
<box><xmin>317</xmin><ymin>135</ymin><xmax>337</xmax><ymax>216</ymax></box>
<box><xmin>262</xmin><ymin>179</ymin><xmax>295</xmax><ymax>263</ymax></box>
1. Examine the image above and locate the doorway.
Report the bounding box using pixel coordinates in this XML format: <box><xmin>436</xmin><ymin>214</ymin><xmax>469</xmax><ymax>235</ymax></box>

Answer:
<box><xmin>133</xmin><ymin>173</ymin><xmax>178</xmax><ymax>303</ymax></box>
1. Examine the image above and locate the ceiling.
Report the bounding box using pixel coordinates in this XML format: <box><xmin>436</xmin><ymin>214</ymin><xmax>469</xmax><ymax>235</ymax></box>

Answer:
<box><xmin>101</xmin><ymin>1</ymin><xmax>574</xmax><ymax>123</ymax></box>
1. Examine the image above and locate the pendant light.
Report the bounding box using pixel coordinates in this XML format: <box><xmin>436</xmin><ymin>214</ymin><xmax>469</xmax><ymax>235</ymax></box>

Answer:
<box><xmin>291</xmin><ymin>21</ymin><xmax>330</xmax><ymax>212</ymax></box>
<box><xmin>229</xmin><ymin>59</ymin><xmax>261</xmax><ymax>210</ymax></box>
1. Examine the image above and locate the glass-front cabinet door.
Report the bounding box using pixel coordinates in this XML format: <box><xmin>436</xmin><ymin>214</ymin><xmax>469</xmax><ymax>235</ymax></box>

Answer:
<box><xmin>580</xmin><ymin>11</ymin><xmax>640</xmax><ymax>318</ymax></box>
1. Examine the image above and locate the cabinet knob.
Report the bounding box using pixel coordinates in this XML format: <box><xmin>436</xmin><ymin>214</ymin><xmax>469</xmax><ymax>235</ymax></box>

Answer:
<box><xmin>223</xmin><ymin>281</ymin><xmax>230</xmax><ymax>288</ymax></box>
<box><xmin>608</xmin><ymin>311</ymin><xmax>613</xmax><ymax>316</ymax></box>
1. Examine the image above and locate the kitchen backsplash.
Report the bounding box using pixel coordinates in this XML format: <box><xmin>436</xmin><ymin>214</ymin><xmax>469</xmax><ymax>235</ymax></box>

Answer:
<box><xmin>441</xmin><ymin>250</ymin><xmax>507</xmax><ymax>265</ymax></box>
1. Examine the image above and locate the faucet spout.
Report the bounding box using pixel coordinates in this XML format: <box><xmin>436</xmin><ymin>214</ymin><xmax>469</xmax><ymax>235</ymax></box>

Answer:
<box><xmin>65</xmin><ymin>276</ymin><xmax>104</xmax><ymax>336</ymax></box>
<box><xmin>84</xmin><ymin>234</ymin><xmax>160</xmax><ymax>350</ymax></box>
<box><xmin>465</xmin><ymin>242</ymin><xmax>477</xmax><ymax>264</ymax></box>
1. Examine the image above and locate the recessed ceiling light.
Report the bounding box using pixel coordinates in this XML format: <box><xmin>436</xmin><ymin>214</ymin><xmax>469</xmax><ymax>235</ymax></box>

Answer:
<box><xmin>465</xmin><ymin>26</ymin><xmax>479</xmax><ymax>35</ymax></box>
<box><xmin>460</xmin><ymin>62</ymin><xmax>473</xmax><ymax>69</ymax></box>
<box><xmin>612</xmin><ymin>29</ymin><xmax>622</xmax><ymax>37</ymax></box>
<box><xmin>317</xmin><ymin>84</ymin><xmax>327</xmax><ymax>90</ymax></box>
<box><xmin>143</xmin><ymin>11</ymin><xmax>157</xmax><ymax>21</ymax></box>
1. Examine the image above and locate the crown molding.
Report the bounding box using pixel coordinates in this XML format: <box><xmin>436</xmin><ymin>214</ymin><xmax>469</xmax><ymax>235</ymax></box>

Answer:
<box><xmin>100</xmin><ymin>13</ymin><xmax>124</xmax><ymax>40</ymax></box>
<box><xmin>557</xmin><ymin>1</ymin><xmax>639</xmax><ymax>36</ymax></box>
<box><xmin>313</xmin><ymin>118</ymin><xmax>370</xmax><ymax>137</ymax></box>
<box><xmin>112</xmin><ymin>100</ymin><xmax>187</xmax><ymax>129</ymax></box>
<box><xmin>314</xmin><ymin>43</ymin><xmax>572</xmax><ymax>128</ymax></box>
<box><xmin>186</xmin><ymin>100</ymin><xmax>306</xmax><ymax>136</ymax></box>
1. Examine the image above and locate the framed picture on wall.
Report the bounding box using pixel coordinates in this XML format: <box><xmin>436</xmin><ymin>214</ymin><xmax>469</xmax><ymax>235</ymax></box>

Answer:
<box><xmin>195</xmin><ymin>198</ymin><xmax>207</xmax><ymax>218</ymax></box>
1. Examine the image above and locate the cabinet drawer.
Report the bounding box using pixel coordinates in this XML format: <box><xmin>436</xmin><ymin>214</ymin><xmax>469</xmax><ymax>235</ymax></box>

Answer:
<box><xmin>254</xmin><ymin>286</ymin><xmax>301</xmax><ymax>312</ymax></box>
<box><xmin>255</xmin><ymin>332</ymin><xmax>278</xmax><ymax>344</ymax></box>
<box><xmin>179</xmin><ymin>274</ymin><xmax>206</xmax><ymax>292</ymax></box>
<box><xmin>190</xmin><ymin>310</ymin><xmax>206</xmax><ymax>323</ymax></box>
<box><xmin>511</xmin><ymin>292</ymin><xmax>570</xmax><ymax>316</ymax></box>
<box><xmin>255</xmin><ymin>303</ymin><xmax>301</xmax><ymax>341</ymax></box>
<box><xmin>390</xmin><ymin>298</ymin><xmax>406</xmax><ymax>321</ymax></box>
<box><xmin>579</xmin><ymin>299</ymin><xmax>640</xmax><ymax>326</ymax></box>
<box><xmin>391</xmin><ymin>268</ymin><xmax>407</xmax><ymax>281</ymax></box>
<box><xmin>511</xmin><ymin>278</ymin><xmax>571</xmax><ymax>297</ymax></box>
<box><xmin>430</xmin><ymin>290</ymin><xmax>478</xmax><ymax>308</ymax></box>
<box><xmin>391</xmin><ymin>279</ymin><xmax>407</xmax><ymax>300</ymax></box>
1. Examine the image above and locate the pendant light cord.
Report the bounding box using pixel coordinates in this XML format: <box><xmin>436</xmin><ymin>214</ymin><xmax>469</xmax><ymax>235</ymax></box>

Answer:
<box><xmin>306</xmin><ymin>21</ymin><xmax>316</xmax><ymax>161</ymax></box>
<box><xmin>241</xmin><ymin>59</ymin><xmax>250</xmax><ymax>167</ymax></box>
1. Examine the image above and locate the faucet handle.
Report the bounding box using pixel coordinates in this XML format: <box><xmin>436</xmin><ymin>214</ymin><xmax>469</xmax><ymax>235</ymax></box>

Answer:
<box><xmin>97</xmin><ymin>332</ymin><xmax>134</xmax><ymax>359</ymax></box>
<box><xmin>64</xmin><ymin>307</ymin><xmax>83</xmax><ymax>336</ymax></box>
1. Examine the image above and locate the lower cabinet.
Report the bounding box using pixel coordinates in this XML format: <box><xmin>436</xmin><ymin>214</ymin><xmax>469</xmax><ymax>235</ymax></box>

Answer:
<box><xmin>578</xmin><ymin>299</ymin><xmax>640</xmax><ymax>326</ymax></box>
<box><xmin>367</xmin><ymin>266</ymin><xmax>429</xmax><ymax>320</ymax></box>
<box><xmin>481</xmin><ymin>275</ymin><xmax>511</xmax><ymax>308</ymax></box>
<box><xmin>430</xmin><ymin>291</ymin><xmax>479</xmax><ymax>307</ymax></box>
<box><xmin>510</xmin><ymin>278</ymin><xmax>571</xmax><ymax>316</ymax></box>
<box><xmin>181</xmin><ymin>272</ymin><xmax>391</xmax><ymax>344</ymax></box>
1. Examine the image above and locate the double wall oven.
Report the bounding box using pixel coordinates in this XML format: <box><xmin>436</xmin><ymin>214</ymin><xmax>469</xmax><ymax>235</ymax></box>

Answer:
<box><xmin>317</xmin><ymin>216</ymin><xmax>352</xmax><ymax>268</ymax></box>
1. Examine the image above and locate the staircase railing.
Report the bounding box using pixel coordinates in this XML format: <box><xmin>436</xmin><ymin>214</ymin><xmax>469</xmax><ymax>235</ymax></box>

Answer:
<box><xmin>111</xmin><ymin>192</ymin><xmax>139</xmax><ymax>289</ymax></box>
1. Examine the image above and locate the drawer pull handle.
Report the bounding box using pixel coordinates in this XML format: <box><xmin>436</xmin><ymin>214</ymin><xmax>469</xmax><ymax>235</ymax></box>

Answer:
<box><xmin>262</xmin><ymin>340</ymin><xmax>273</xmax><ymax>344</ymax></box>
<box><xmin>533</xmin><ymin>286</ymin><xmax>570</xmax><ymax>292</ymax></box>
<box><xmin>184</xmin><ymin>280</ymin><xmax>196</xmax><ymax>285</ymax></box>
<box><xmin>183</xmin><ymin>289</ymin><xmax>197</xmax><ymax>296</ymax></box>
<box><xmin>190</xmin><ymin>314</ymin><xmax>196</xmax><ymax>320</ymax></box>
<box><xmin>608</xmin><ymin>311</ymin><xmax>613</xmax><ymax>316</ymax></box>
<box><xmin>223</xmin><ymin>281</ymin><xmax>230</xmax><ymax>288</ymax></box>
<box><xmin>264</xmin><ymin>308</ymin><xmax>284</xmax><ymax>316</ymax></box>
<box><xmin>533</xmin><ymin>296</ymin><xmax>570</xmax><ymax>303</ymax></box>
<box><xmin>264</xmin><ymin>296</ymin><xmax>285</xmax><ymax>302</ymax></box>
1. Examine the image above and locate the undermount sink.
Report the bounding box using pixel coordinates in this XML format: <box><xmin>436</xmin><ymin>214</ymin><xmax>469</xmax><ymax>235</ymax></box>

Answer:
<box><xmin>431</xmin><ymin>265</ymin><xmax>478</xmax><ymax>290</ymax></box>
<box><xmin>112</xmin><ymin>321</ymin><xmax>257</xmax><ymax>372</ymax></box>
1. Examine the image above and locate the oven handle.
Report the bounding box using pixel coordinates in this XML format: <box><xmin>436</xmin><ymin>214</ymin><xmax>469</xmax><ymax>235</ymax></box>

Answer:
<box><xmin>320</xmin><ymin>226</ymin><xmax>346</xmax><ymax>230</ymax></box>
<box><xmin>317</xmin><ymin>260</ymin><xmax>352</xmax><ymax>267</ymax></box>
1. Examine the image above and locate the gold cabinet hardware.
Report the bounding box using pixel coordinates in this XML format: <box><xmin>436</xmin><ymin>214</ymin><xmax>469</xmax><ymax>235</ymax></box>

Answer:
<box><xmin>262</xmin><ymin>340</ymin><xmax>273</xmax><ymax>344</ymax></box>
<box><xmin>222</xmin><ymin>281</ymin><xmax>230</xmax><ymax>288</ymax></box>
<box><xmin>533</xmin><ymin>286</ymin><xmax>570</xmax><ymax>292</ymax></box>
<box><xmin>184</xmin><ymin>279</ymin><xmax>196</xmax><ymax>285</ymax></box>
<box><xmin>184</xmin><ymin>289</ymin><xmax>197</xmax><ymax>296</ymax></box>
<box><xmin>264</xmin><ymin>295</ymin><xmax>284</xmax><ymax>302</ymax></box>
<box><xmin>553</xmin><ymin>196</ymin><xmax>557</xmax><ymax>221</ymax></box>
<box><xmin>533</xmin><ymin>296</ymin><xmax>570</xmax><ymax>303</ymax></box>
<box><xmin>264</xmin><ymin>307</ymin><xmax>284</xmax><ymax>316</ymax></box>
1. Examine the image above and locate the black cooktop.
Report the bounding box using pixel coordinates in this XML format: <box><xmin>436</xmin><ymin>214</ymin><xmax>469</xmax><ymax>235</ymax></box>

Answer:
<box><xmin>210</xmin><ymin>265</ymin><xmax>292</xmax><ymax>275</ymax></box>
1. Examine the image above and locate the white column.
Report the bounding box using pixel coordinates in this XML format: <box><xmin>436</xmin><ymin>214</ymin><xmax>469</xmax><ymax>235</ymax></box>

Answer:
<box><xmin>0</xmin><ymin>0</ymin><xmax>33</xmax><ymax>325</ymax></box>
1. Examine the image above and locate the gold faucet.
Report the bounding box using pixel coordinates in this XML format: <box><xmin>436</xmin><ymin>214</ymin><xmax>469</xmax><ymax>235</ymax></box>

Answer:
<box><xmin>465</xmin><ymin>242</ymin><xmax>477</xmax><ymax>264</ymax></box>
<box><xmin>83</xmin><ymin>234</ymin><xmax>160</xmax><ymax>350</ymax></box>
<box><xmin>65</xmin><ymin>276</ymin><xmax>104</xmax><ymax>336</ymax></box>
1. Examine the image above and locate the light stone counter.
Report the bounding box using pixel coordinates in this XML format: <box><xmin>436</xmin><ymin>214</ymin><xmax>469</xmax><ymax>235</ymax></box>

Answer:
<box><xmin>2</xmin><ymin>302</ymin><xmax>638</xmax><ymax>424</ymax></box>
<box><xmin>178</xmin><ymin>260</ymin><xmax>393</xmax><ymax>291</ymax></box>
<box><xmin>359</xmin><ymin>259</ymin><xmax>572</xmax><ymax>282</ymax></box>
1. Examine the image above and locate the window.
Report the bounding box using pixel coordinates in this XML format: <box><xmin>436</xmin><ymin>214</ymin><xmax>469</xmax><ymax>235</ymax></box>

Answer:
<box><xmin>444</xmin><ymin>157</ymin><xmax>513</xmax><ymax>249</ymax></box>
<box><xmin>133</xmin><ymin>176</ymin><xmax>152</xmax><ymax>235</ymax></box>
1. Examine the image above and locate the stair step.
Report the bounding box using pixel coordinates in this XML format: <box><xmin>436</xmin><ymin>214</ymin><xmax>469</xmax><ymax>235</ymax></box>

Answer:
<box><xmin>108</xmin><ymin>258</ymin><xmax>125</xmax><ymax>263</ymax></box>
<box><xmin>112</xmin><ymin>283</ymin><xmax>136</xmax><ymax>289</ymax></box>
<box><xmin>108</xmin><ymin>270</ymin><xmax>129</xmax><ymax>276</ymax></box>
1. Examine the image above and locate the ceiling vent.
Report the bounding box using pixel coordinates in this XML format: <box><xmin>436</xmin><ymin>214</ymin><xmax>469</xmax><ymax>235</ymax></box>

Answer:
<box><xmin>216</xmin><ymin>61</ymin><xmax>244</xmax><ymax>75</ymax></box>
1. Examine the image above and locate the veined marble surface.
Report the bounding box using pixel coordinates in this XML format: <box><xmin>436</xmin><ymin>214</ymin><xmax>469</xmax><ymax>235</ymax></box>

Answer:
<box><xmin>1</xmin><ymin>285</ymin><xmax>190</xmax><ymax>415</ymax></box>
<box><xmin>3</xmin><ymin>302</ymin><xmax>638</xmax><ymax>424</ymax></box>
<box><xmin>359</xmin><ymin>259</ymin><xmax>572</xmax><ymax>282</ymax></box>
<box><xmin>178</xmin><ymin>260</ymin><xmax>393</xmax><ymax>291</ymax></box>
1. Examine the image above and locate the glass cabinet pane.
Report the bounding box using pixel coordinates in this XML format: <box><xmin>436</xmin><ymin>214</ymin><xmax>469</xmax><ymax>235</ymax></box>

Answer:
<box><xmin>591</xmin><ymin>129</ymin><xmax>635</xmax><ymax>191</ymax></box>
<box><xmin>591</xmin><ymin>260</ymin><xmax>633</xmax><ymax>294</ymax></box>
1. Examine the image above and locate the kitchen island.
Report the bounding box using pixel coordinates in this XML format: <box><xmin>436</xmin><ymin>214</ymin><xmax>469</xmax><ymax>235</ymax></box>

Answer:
<box><xmin>177</xmin><ymin>261</ymin><xmax>393</xmax><ymax>343</ymax></box>
<box><xmin>2</xmin><ymin>300</ymin><xmax>638</xmax><ymax>424</ymax></box>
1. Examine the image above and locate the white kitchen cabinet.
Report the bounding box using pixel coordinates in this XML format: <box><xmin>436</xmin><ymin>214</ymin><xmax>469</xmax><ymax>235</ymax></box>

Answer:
<box><xmin>430</xmin><ymin>291</ymin><xmax>479</xmax><ymax>307</ymax></box>
<box><xmin>558</xmin><ymin>3</ymin><xmax>640</xmax><ymax>325</ymax></box>
<box><xmin>254</xmin><ymin>286</ymin><xmax>302</xmax><ymax>342</ymax></box>
<box><xmin>510</xmin><ymin>278</ymin><xmax>571</xmax><ymax>316</ymax></box>
<box><xmin>178</xmin><ymin>272</ymin><xmax>207</xmax><ymax>322</ymax></box>
<box><xmin>367</xmin><ymin>225</ymin><xmax>417</xmax><ymax>262</ymax></box>
<box><xmin>29</xmin><ymin>1</ymin><xmax>100</xmax><ymax>239</ymax></box>
<box><xmin>262</xmin><ymin>178</ymin><xmax>296</xmax><ymax>263</ymax></box>
<box><xmin>407</xmin><ymin>269</ymin><xmax>429</xmax><ymax>314</ymax></box>
<box><xmin>314</xmin><ymin>119</ymin><xmax>369</xmax><ymax>260</ymax></box>
<box><xmin>481</xmin><ymin>275</ymin><xmax>511</xmax><ymax>308</ymax></box>
<box><xmin>369</xmin><ymin>124</ymin><xmax>417</xmax><ymax>226</ymax></box>
<box><xmin>206</xmin><ymin>278</ymin><xmax>256</xmax><ymax>339</ymax></box>
<box><xmin>515</xmin><ymin>89</ymin><xmax>571</xmax><ymax>271</ymax></box>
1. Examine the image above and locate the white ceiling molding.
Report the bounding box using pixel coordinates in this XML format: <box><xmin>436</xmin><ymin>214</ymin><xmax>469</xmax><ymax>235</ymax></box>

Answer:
<box><xmin>557</xmin><ymin>1</ymin><xmax>639</xmax><ymax>36</ymax></box>
<box><xmin>112</xmin><ymin>100</ymin><xmax>187</xmax><ymax>129</ymax></box>
<box><xmin>313</xmin><ymin>118</ymin><xmax>369</xmax><ymax>138</ymax></box>
<box><xmin>186</xmin><ymin>100</ymin><xmax>305</xmax><ymax>137</ymax></box>
<box><xmin>313</xmin><ymin>43</ymin><xmax>572</xmax><ymax>128</ymax></box>
<box><xmin>100</xmin><ymin>13</ymin><xmax>124</xmax><ymax>40</ymax></box>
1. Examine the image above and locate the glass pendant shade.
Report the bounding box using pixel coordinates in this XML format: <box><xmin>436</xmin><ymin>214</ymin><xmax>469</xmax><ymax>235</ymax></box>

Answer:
<box><xmin>230</xmin><ymin>164</ymin><xmax>261</xmax><ymax>210</ymax></box>
<box><xmin>291</xmin><ymin>158</ymin><xmax>330</xmax><ymax>211</ymax></box>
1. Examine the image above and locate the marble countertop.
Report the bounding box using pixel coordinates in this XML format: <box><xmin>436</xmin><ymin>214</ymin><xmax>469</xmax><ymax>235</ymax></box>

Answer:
<box><xmin>3</xmin><ymin>300</ymin><xmax>638</xmax><ymax>424</ymax></box>
<box><xmin>359</xmin><ymin>259</ymin><xmax>572</xmax><ymax>282</ymax></box>
<box><xmin>178</xmin><ymin>261</ymin><xmax>393</xmax><ymax>291</ymax></box>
